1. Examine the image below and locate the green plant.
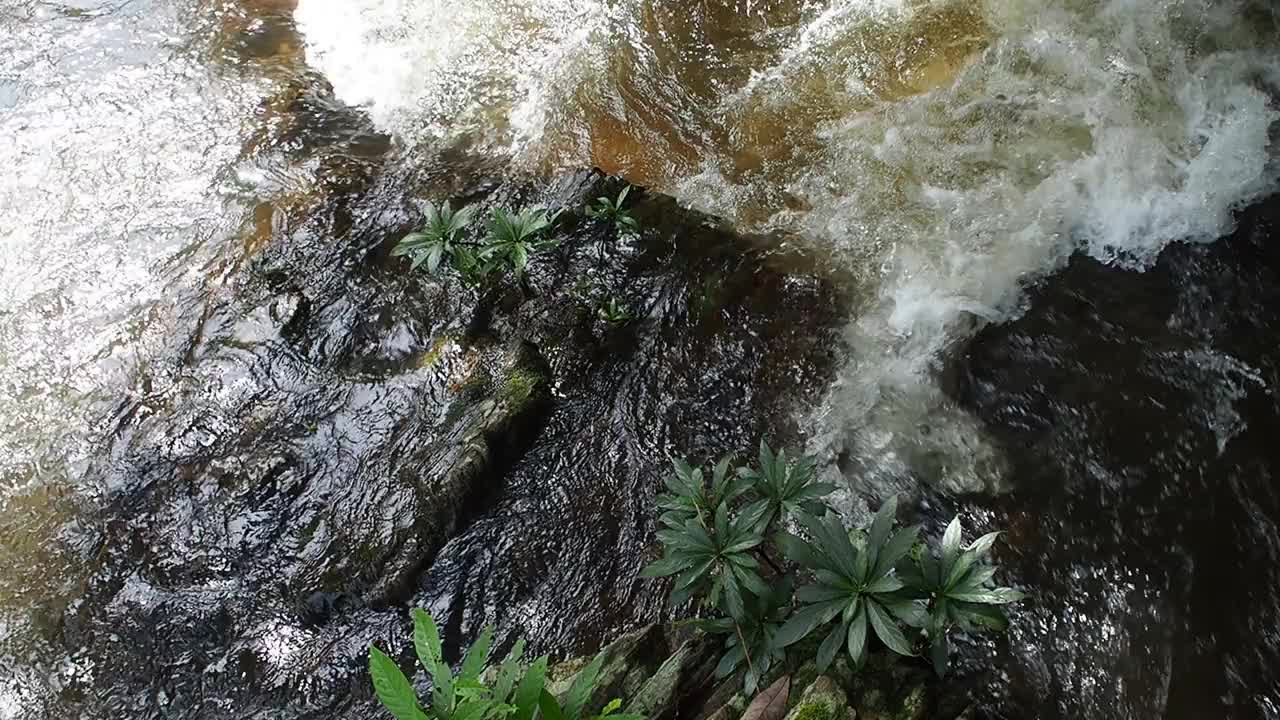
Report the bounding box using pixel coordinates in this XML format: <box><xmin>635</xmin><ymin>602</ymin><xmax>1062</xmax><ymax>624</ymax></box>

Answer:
<box><xmin>737</xmin><ymin>442</ymin><xmax>836</xmax><ymax>532</ymax></box>
<box><xmin>394</xmin><ymin>201</ymin><xmax>477</xmax><ymax>273</ymax></box>
<box><xmin>452</xmin><ymin>245</ymin><xmax>501</xmax><ymax>288</ymax></box>
<box><xmin>642</xmin><ymin>500</ymin><xmax>771</xmax><ymax>619</ymax></box>
<box><xmin>369</xmin><ymin>610</ymin><xmax>639</xmax><ymax>720</ymax></box>
<box><xmin>693</xmin><ymin>577</ymin><xmax>793</xmax><ymax>694</ymax></box>
<box><xmin>774</xmin><ymin>498</ymin><xmax>922</xmax><ymax>671</ymax></box>
<box><xmin>897</xmin><ymin>516</ymin><xmax>1026</xmax><ymax>677</ymax></box>
<box><xmin>641</xmin><ymin>442</ymin><xmax>1026</xmax><ymax>692</ymax></box>
<box><xmin>486</xmin><ymin>207</ymin><xmax>560</xmax><ymax>278</ymax></box>
<box><xmin>586</xmin><ymin>186</ymin><xmax>639</xmax><ymax>234</ymax></box>
<box><xmin>536</xmin><ymin>654</ymin><xmax>643</xmax><ymax>720</ymax></box>
<box><xmin>597</xmin><ymin>297</ymin><xmax>632</xmax><ymax>324</ymax></box>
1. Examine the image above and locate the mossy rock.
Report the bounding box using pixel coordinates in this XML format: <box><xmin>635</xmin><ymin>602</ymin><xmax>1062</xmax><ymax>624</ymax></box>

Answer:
<box><xmin>548</xmin><ymin>624</ymin><xmax>669</xmax><ymax>711</ymax></box>
<box><xmin>783</xmin><ymin>676</ymin><xmax>849</xmax><ymax>720</ymax></box>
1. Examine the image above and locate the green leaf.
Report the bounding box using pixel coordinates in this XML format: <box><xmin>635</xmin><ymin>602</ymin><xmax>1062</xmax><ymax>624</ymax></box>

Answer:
<box><xmin>967</xmin><ymin>531</ymin><xmax>1001</xmax><ymax>556</ymax></box>
<box><xmin>941</xmin><ymin>516</ymin><xmax>964</xmax><ymax>571</ymax></box>
<box><xmin>864</xmin><ymin>575</ymin><xmax>905</xmax><ymax>594</ymax></box>
<box><xmin>795</xmin><ymin>584</ymin><xmax>849</xmax><ymax>604</ymax></box>
<box><xmin>866</xmin><ymin>600</ymin><xmax>915</xmax><ymax>657</ymax></box>
<box><xmin>882</xmin><ymin>598</ymin><xmax>929</xmax><ymax>628</ymax></box>
<box><xmin>872</xmin><ymin>525</ymin><xmax>921</xmax><ymax>579</ymax></box>
<box><xmin>641</xmin><ymin>556</ymin><xmax>689</xmax><ymax>578</ymax></box>
<box><xmin>775</xmin><ymin>597</ymin><xmax>844</xmax><ymax>647</ymax></box>
<box><xmin>460</xmin><ymin>626</ymin><xmax>494</xmax><ymax>683</ymax></box>
<box><xmin>512</xmin><ymin>656</ymin><xmax>548</xmax><ymax>720</ymax></box>
<box><xmin>369</xmin><ymin>646</ymin><xmax>428</xmax><ymax>720</ymax></box>
<box><xmin>538</xmin><ymin>689</ymin><xmax>567</xmax><ymax>720</ymax></box>
<box><xmin>412</xmin><ymin>609</ymin><xmax>443</xmax><ymax>672</ymax></box>
<box><xmin>953</xmin><ymin>564</ymin><xmax>998</xmax><ymax>593</ymax></box>
<box><xmin>722</xmin><ymin>571</ymin><xmax>747</xmax><ymax>620</ymax></box>
<box><xmin>930</xmin><ymin>634</ymin><xmax>949</xmax><ymax>678</ymax></box>
<box><xmin>846</xmin><ymin>605</ymin><xmax>868</xmax><ymax>667</ymax></box>
<box><xmin>492</xmin><ymin>639</ymin><xmax>526</xmax><ymax>701</ymax></box>
<box><xmin>776</xmin><ymin>531</ymin><xmax>821</xmax><ymax>569</ymax></box>
<box><xmin>947</xmin><ymin>587</ymin><xmax>1026</xmax><ymax>605</ymax></box>
<box><xmin>867</xmin><ymin>496</ymin><xmax>898</xmax><ymax>569</ymax></box>
<box><xmin>714</xmin><ymin>642</ymin><xmax>745</xmax><ymax>678</ymax></box>
<box><xmin>731</xmin><ymin>565</ymin><xmax>771</xmax><ymax>599</ymax></box>
<box><xmin>815</xmin><ymin>620</ymin><xmax>847</xmax><ymax>673</ymax></box>
<box><xmin>954</xmin><ymin>602</ymin><xmax>1010</xmax><ymax>631</ymax></box>
<box><xmin>565</xmin><ymin>651</ymin><xmax>605</xmax><ymax>720</ymax></box>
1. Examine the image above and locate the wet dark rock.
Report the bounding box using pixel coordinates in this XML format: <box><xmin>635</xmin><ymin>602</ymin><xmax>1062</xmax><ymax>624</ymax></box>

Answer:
<box><xmin>948</xmin><ymin>196</ymin><xmax>1280</xmax><ymax>720</ymax></box>
<box><xmin>63</xmin><ymin>166</ymin><xmax>843</xmax><ymax>719</ymax></box>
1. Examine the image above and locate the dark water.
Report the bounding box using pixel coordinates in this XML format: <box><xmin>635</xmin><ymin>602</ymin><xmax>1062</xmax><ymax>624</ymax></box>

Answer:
<box><xmin>952</xmin><ymin>198</ymin><xmax>1280</xmax><ymax>720</ymax></box>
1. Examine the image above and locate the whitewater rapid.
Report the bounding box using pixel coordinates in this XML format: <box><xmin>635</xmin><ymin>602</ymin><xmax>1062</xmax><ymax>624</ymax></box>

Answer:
<box><xmin>295</xmin><ymin>0</ymin><xmax>1279</xmax><ymax>494</ymax></box>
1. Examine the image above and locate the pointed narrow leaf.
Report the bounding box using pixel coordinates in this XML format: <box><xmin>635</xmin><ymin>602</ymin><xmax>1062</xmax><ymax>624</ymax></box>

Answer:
<box><xmin>565</xmin><ymin>652</ymin><xmax>604</xmax><ymax>720</ymax></box>
<box><xmin>512</xmin><ymin>657</ymin><xmax>547</xmax><ymax>720</ymax></box>
<box><xmin>775</xmin><ymin>598</ymin><xmax>845</xmax><ymax>647</ymax></box>
<box><xmin>459</xmin><ymin>626</ymin><xmax>493</xmax><ymax>682</ymax></box>
<box><xmin>955</xmin><ymin>602</ymin><xmax>1010</xmax><ymax>631</ymax></box>
<box><xmin>867</xmin><ymin>496</ymin><xmax>898</xmax><ymax>568</ymax></box>
<box><xmin>865</xmin><ymin>575</ymin><xmax>905</xmax><ymax>594</ymax></box>
<box><xmin>953</xmin><ymin>564</ymin><xmax>998</xmax><ymax>593</ymax></box>
<box><xmin>714</xmin><ymin>643</ymin><xmax>745</xmax><ymax>678</ymax></box>
<box><xmin>846</xmin><ymin>605</ymin><xmax>868</xmax><ymax>667</ymax></box>
<box><xmin>411</xmin><ymin>609</ymin><xmax>443</xmax><ymax>671</ymax></box>
<box><xmin>732</xmin><ymin>565</ymin><xmax>771</xmax><ymax>599</ymax></box>
<box><xmin>816</xmin><ymin>621</ymin><xmax>847</xmax><ymax>673</ymax></box>
<box><xmin>722</xmin><ymin>571</ymin><xmax>747</xmax><ymax>620</ymax></box>
<box><xmin>796</xmin><ymin>584</ymin><xmax>850</xmax><ymax>604</ymax></box>
<box><xmin>867</xmin><ymin>601</ymin><xmax>915</xmax><ymax>657</ymax></box>
<box><xmin>369</xmin><ymin>646</ymin><xmax>427</xmax><ymax>720</ymax></box>
<box><xmin>967</xmin><ymin>531</ymin><xmax>1002</xmax><ymax>556</ymax></box>
<box><xmin>947</xmin><ymin>587</ymin><xmax>1026</xmax><ymax>605</ymax></box>
<box><xmin>538</xmin><ymin>689</ymin><xmax>567</xmax><ymax>720</ymax></box>
<box><xmin>941</xmin><ymin>516</ymin><xmax>963</xmax><ymax>570</ymax></box>
<box><xmin>930</xmin><ymin>634</ymin><xmax>949</xmax><ymax>677</ymax></box>
<box><xmin>641</xmin><ymin>556</ymin><xmax>691</xmax><ymax>578</ymax></box>
<box><xmin>872</xmin><ymin>525</ymin><xmax>920</xmax><ymax>579</ymax></box>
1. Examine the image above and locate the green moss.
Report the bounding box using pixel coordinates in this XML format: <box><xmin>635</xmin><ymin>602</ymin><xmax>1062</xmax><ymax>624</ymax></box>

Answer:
<box><xmin>790</xmin><ymin>701</ymin><xmax>837</xmax><ymax>720</ymax></box>
<box><xmin>499</xmin><ymin>367</ymin><xmax>545</xmax><ymax>406</ymax></box>
<box><xmin>416</xmin><ymin>336</ymin><xmax>454</xmax><ymax>369</ymax></box>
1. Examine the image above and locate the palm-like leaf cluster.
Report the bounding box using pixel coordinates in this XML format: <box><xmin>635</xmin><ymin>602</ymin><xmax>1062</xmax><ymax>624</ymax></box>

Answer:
<box><xmin>641</xmin><ymin>441</ymin><xmax>1027</xmax><ymax>689</ymax></box>
<box><xmin>394</xmin><ymin>201</ymin><xmax>477</xmax><ymax>273</ymax></box>
<box><xmin>898</xmin><ymin>516</ymin><xmax>1026</xmax><ymax>676</ymax></box>
<box><xmin>586</xmin><ymin>185</ymin><xmax>639</xmax><ymax>234</ymax></box>
<box><xmin>774</xmin><ymin>498</ymin><xmax>921</xmax><ymax>671</ymax></box>
<box><xmin>486</xmin><ymin>207</ymin><xmax>559</xmax><ymax>277</ymax></box>
<box><xmin>392</xmin><ymin>200</ymin><xmax>561</xmax><ymax>286</ymax></box>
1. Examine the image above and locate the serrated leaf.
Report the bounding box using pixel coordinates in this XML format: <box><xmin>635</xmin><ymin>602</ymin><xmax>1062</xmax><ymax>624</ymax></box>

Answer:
<box><xmin>867</xmin><ymin>496</ymin><xmax>898</xmax><ymax>568</ymax></box>
<box><xmin>412</xmin><ymin>609</ymin><xmax>443</xmax><ymax>671</ymax></box>
<box><xmin>369</xmin><ymin>646</ymin><xmax>428</xmax><ymax>720</ymax></box>
<box><xmin>460</xmin><ymin>626</ymin><xmax>494</xmax><ymax>683</ymax></box>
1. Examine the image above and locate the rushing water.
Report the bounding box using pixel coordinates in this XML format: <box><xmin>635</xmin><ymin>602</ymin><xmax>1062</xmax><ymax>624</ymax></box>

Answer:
<box><xmin>2</xmin><ymin>0</ymin><xmax>1279</xmax><ymax>718</ymax></box>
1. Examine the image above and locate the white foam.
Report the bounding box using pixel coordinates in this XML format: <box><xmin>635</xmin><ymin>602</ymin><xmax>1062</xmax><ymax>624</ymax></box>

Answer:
<box><xmin>294</xmin><ymin>0</ymin><xmax>1279</xmax><ymax>493</ymax></box>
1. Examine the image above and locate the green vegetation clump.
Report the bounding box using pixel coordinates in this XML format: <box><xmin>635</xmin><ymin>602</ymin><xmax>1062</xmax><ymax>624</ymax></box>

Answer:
<box><xmin>586</xmin><ymin>186</ymin><xmax>639</xmax><ymax>235</ymax></box>
<box><xmin>597</xmin><ymin>298</ymin><xmax>632</xmax><ymax>325</ymax></box>
<box><xmin>393</xmin><ymin>201</ymin><xmax>560</xmax><ymax>288</ymax></box>
<box><xmin>369</xmin><ymin>610</ymin><xmax>644</xmax><ymax>720</ymax></box>
<box><xmin>643</xmin><ymin>441</ymin><xmax>1026</xmax><ymax>690</ymax></box>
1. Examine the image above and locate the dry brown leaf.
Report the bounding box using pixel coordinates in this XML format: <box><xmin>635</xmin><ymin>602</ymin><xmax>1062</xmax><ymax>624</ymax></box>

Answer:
<box><xmin>740</xmin><ymin>675</ymin><xmax>790</xmax><ymax>720</ymax></box>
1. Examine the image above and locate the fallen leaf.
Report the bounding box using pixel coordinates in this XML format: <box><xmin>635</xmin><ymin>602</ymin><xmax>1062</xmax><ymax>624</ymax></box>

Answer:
<box><xmin>741</xmin><ymin>675</ymin><xmax>790</xmax><ymax>720</ymax></box>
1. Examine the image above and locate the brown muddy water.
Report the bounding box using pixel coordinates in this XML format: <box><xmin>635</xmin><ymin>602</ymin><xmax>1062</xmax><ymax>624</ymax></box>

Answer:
<box><xmin>1</xmin><ymin>0</ymin><xmax>1279</xmax><ymax>718</ymax></box>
